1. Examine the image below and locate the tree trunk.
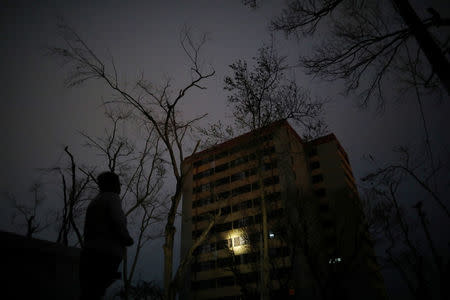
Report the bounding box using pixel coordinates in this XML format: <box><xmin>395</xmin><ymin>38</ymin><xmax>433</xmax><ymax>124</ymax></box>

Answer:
<box><xmin>26</xmin><ymin>216</ymin><xmax>34</xmax><ymax>238</ymax></box>
<box><xmin>393</xmin><ymin>0</ymin><xmax>450</xmax><ymax>93</ymax></box>
<box><xmin>164</xmin><ymin>225</ymin><xmax>176</xmax><ymax>300</ymax></box>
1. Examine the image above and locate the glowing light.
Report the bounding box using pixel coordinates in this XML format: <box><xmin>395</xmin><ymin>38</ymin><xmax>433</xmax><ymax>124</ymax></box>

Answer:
<box><xmin>226</xmin><ymin>229</ymin><xmax>250</xmax><ymax>255</ymax></box>
<box><xmin>328</xmin><ymin>257</ymin><xmax>342</xmax><ymax>264</ymax></box>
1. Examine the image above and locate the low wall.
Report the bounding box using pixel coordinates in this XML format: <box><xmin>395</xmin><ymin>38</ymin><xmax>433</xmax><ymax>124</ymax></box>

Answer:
<box><xmin>1</xmin><ymin>231</ymin><xmax>81</xmax><ymax>300</ymax></box>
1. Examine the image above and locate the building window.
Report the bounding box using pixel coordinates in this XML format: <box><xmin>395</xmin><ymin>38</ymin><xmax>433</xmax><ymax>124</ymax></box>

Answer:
<box><xmin>251</xmin><ymin>181</ymin><xmax>260</xmax><ymax>191</ymax></box>
<box><xmin>312</xmin><ymin>174</ymin><xmax>324</xmax><ymax>184</ymax></box>
<box><xmin>229</xmin><ymin>155</ymin><xmax>249</xmax><ymax>168</ymax></box>
<box><xmin>217</xmin><ymin>276</ymin><xmax>235</xmax><ymax>287</ymax></box>
<box><xmin>215</xmin><ymin>163</ymin><xmax>229</xmax><ymax>173</ymax></box>
<box><xmin>217</xmin><ymin>258</ymin><xmax>233</xmax><ymax>269</ymax></box>
<box><xmin>196</xmin><ymin>243</ymin><xmax>216</xmax><ymax>254</ymax></box>
<box><xmin>242</xmin><ymin>253</ymin><xmax>259</xmax><ymax>264</ymax></box>
<box><xmin>254</xmin><ymin>214</ymin><xmax>262</xmax><ymax>224</ymax></box>
<box><xmin>217</xmin><ymin>191</ymin><xmax>230</xmax><ymax>201</ymax></box>
<box><xmin>215</xmin><ymin>176</ymin><xmax>230</xmax><ymax>187</ymax></box>
<box><xmin>314</xmin><ymin>188</ymin><xmax>326</xmax><ymax>197</ymax></box>
<box><xmin>269</xmin><ymin>247</ymin><xmax>289</xmax><ymax>257</ymax></box>
<box><xmin>233</xmin><ymin>216</ymin><xmax>254</xmax><ymax>229</ymax></box>
<box><xmin>193</xmin><ymin>182</ymin><xmax>213</xmax><ymax>194</ymax></box>
<box><xmin>220</xmin><ymin>206</ymin><xmax>231</xmax><ymax>216</ymax></box>
<box><xmin>308</xmin><ymin>147</ymin><xmax>318</xmax><ymax>157</ymax></box>
<box><xmin>262</xmin><ymin>146</ymin><xmax>276</xmax><ymax>156</ymax></box>
<box><xmin>263</xmin><ymin>176</ymin><xmax>279</xmax><ymax>186</ymax></box>
<box><xmin>230</xmin><ymin>171</ymin><xmax>244</xmax><ymax>182</ymax></box>
<box><xmin>310</xmin><ymin>161</ymin><xmax>320</xmax><ymax>170</ymax></box>
<box><xmin>194</xmin><ymin>260</ymin><xmax>216</xmax><ymax>272</ymax></box>
<box><xmin>262</xmin><ymin>161</ymin><xmax>277</xmax><ymax>171</ymax></box>
<box><xmin>214</xmin><ymin>222</ymin><xmax>232</xmax><ymax>233</ymax></box>
<box><xmin>193</xmin><ymin>168</ymin><xmax>214</xmax><ymax>180</ymax></box>
<box><xmin>192</xmin><ymin>197</ymin><xmax>209</xmax><ymax>208</ymax></box>
<box><xmin>232</xmin><ymin>200</ymin><xmax>252</xmax><ymax>212</ymax></box>
<box><xmin>266</xmin><ymin>192</ymin><xmax>281</xmax><ymax>203</ymax></box>
<box><xmin>329</xmin><ymin>257</ymin><xmax>342</xmax><ymax>264</ymax></box>
<box><xmin>232</xmin><ymin>184</ymin><xmax>252</xmax><ymax>196</ymax></box>
<box><xmin>193</xmin><ymin>156</ymin><xmax>214</xmax><ymax>168</ymax></box>
<box><xmin>233</xmin><ymin>236</ymin><xmax>248</xmax><ymax>247</ymax></box>
<box><xmin>191</xmin><ymin>279</ymin><xmax>216</xmax><ymax>290</ymax></box>
<box><xmin>216</xmin><ymin>239</ymin><xmax>232</xmax><ymax>249</ymax></box>
<box><xmin>215</xmin><ymin>150</ymin><xmax>228</xmax><ymax>160</ymax></box>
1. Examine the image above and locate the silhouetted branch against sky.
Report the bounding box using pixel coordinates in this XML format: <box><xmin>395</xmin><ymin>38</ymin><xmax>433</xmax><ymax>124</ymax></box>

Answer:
<box><xmin>51</xmin><ymin>21</ymin><xmax>215</xmax><ymax>299</ymax></box>
<box><xmin>75</xmin><ymin>108</ymin><xmax>167</xmax><ymax>296</ymax></box>
<box><xmin>362</xmin><ymin>145</ymin><xmax>449</xmax><ymax>218</ymax></box>
<box><xmin>2</xmin><ymin>2</ymin><xmax>449</xmax><ymax>298</ymax></box>
<box><xmin>249</xmin><ymin>0</ymin><xmax>449</xmax><ymax>110</ymax></box>
<box><xmin>360</xmin><ymin>145</ymin><xmax>450</xmax><ymax>299</ymax></box>
<box><xmin>8</xmin><ymin>182</ymin><xmax>51</xmax><ymax>238</ymax></box>
<box><xmin>224</xmin><ymin>40</ymin><xmax>327</xmax><ymax>139</ymax></box>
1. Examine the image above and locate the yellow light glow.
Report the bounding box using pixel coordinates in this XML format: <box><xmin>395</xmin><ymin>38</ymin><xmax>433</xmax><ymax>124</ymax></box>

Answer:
<box><xmin>227</xmin><ymin>229</ymin><xmax>250</xmax><ymax>255</ymax></box>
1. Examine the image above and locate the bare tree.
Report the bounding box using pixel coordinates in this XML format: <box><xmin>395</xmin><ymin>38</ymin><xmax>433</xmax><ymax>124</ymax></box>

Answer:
<box><xmin>222</xmin><ymin>41</ymin><xmax>327</xmax><ymax>299</ymax></box>
<box><xmin>362</xmin><ymin>146</ymin><xmax>449</xmax><ymax>219</ymax></box>
<box><xmin>51</xmin><ymin>146</ymin><xmax>93</xmax><ymax>247</ymax></box>
<box><xmin>81</xmin><ymin>110</ymin><xmax>166</xmax><ymax>299</ymax></box>
<box><xmin>220</xmin><ymin>185</ymin><xmax>375</xmax><ymax>299</ymax></box>
<box><xmin>362</xmin><ymin>146</ymin><xmax>450</xmax><ymax>299</ymax></box>
<box><xmin>8</xmin><ymin>182</ymin><xmax>51</xmax><ymax>238</ymax></box>
<box><xmin>50</xmin><ymin>23</ymin><xmax>215</xmax><ymax>299</ymax></box>
<box><xmin>224</xmin><ymin>41</ymin><xmax>326</xmax><ymax>139</ymax></box>
<box><xmin>246</xmin><ymin>0</ymin><xmax>449</xmax><ymax>110</ymax></box>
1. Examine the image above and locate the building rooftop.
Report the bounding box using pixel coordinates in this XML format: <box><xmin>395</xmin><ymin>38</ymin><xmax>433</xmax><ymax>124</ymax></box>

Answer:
<box><xmin>185</xmin><ymin>119</ymin><xmax>349</xmax><ymax>163</ymax></box>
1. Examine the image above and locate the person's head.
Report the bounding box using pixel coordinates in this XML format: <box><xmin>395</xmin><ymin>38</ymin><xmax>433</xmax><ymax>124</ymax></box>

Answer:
<box><xmin>97</xmin><ymin>172</ymin><xmax>121</xmax><ymax>194</ymax></box>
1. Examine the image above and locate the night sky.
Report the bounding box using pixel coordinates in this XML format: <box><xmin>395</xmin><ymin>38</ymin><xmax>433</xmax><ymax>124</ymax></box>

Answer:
<box><xmin>1</xmin><ymin>0</ymin><xmax>449</xmax><ymax>297</ymax></box>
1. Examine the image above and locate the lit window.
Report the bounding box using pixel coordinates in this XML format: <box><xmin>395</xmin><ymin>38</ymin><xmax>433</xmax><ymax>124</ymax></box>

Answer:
<box><xmin>312</xmin><ymin>174</ymin><xmax>324</xmax><ymax>184</ymax></box>
<box><xmin>310</xmin><ymin>161</ymin><xmax>320</xmax><ymax>170</ymax></box>
<box><xmin>233</xmin><ymin>236</ymin><xmax>248</xmax><ymax>247</ymax></box>
<box><xmin>328</xmin><ymin>257</ymin><xmax>342</xmax><ymax>264</ymax></box>
<box><xmin>269</xmin><ymin>232</ymin><xmax>275</xmax><ymax>239</ymax></box>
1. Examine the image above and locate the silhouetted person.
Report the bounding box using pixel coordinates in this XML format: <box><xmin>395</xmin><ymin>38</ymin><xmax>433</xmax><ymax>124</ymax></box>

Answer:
<box><xmin>79</xmin><ymin>172</ymin><xmax>133</xmax><ymax>300</ymax></box>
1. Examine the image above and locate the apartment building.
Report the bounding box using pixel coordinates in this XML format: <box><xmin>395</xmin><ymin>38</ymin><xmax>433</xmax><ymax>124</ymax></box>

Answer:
<box><xmin>180</xmin><ymin>120</ymin><xmax>385</xmax><ymax>300</ymax></box>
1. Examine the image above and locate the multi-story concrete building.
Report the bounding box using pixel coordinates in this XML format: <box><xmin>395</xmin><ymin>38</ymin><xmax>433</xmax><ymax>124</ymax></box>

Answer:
<box><xmin>180</xmin><ymin>120</ymin><xmax>385</xmax><ymax>299</ymax></box>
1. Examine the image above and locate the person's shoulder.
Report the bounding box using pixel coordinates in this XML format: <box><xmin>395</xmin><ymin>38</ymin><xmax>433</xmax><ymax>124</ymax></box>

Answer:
<box><xmin>101</xmin><ymin>192</ymin><xmax>120</xmax><ymax>198</ymax></box>
<box><xmin>91</xmin><ymin>192</ymin><xmax>120</xmax><ymax>205</ymax></box>
<box><xmin>97</xmin><ymin>192</ymin><xmax>120</xmax><ymax>199</ymax></box>
<box><xmin>102</xmin><ymin>192</ymin><xmax>122</xmax><ymax>205</ymax></box>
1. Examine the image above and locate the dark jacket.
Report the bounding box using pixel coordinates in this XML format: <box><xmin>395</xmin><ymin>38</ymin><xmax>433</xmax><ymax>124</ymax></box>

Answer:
<box><xmin>83</xmin><ymin>192</ymin><xmax>133</xmax><ymax>258</ymax></box>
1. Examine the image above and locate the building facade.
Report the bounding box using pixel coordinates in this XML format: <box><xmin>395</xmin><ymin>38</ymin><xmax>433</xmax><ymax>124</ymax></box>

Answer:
<box><xmin>180</xmin><ymin>120</ymin><xmax>385</xmax><ymax>299</ymax></box>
